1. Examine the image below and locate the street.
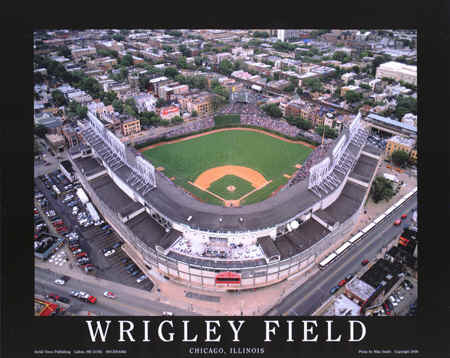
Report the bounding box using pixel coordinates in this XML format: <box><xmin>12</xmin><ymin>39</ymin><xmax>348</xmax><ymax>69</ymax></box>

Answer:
<box><xmin>267</xmin><ymin>193</ymin><xmax>417</xmax><ymax>316</ymax></box>
<box><xmin>35</xmin><ymin>266</ymin><xmax>197</xmax><ymax>316</ymax></box>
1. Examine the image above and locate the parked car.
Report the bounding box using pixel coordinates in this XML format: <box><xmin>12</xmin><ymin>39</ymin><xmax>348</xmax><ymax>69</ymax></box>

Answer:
<box><xmin>104</xmin><ymin>249</ymin><xmax>116</xmax><ymax>257</ymax></box>
<box><xmin>394</xmin><ymin>219</ymin><xmax>402</xmax><ymax>226</ymax></box>
<box><xmin>76</xmin><ymin>252</ymin><xmax>88</xmax><ymax>258</ymax></box>
<box><xmin>338</xmin><ymin>279</ymin><xmax>347</xmax><ymax>287</ymax></box>
<box><xmin>111</xmin><ymin>242</ymin><xmax>123</xmax><ymax>249</ymax></box>
<box><xmin>136</xmin><ymin>275</ymin><xmax>148</xmax><ymax>283</ymax></box>
<box><xmin>330</xmin><ymin>286</ymin><xmax>339</xmax><ymax>294</ymax></box>
<box><xmin>84</xmin><ymin>264</ymin><xmax>94</xmax><ymax>273</ymax></box>
<box><xmin>401</xmin><ymin>214</ymin><xmax>407</xmax><ymax>219</ymax></box>
<box><xmin>361</xmin><ymin>259</ymin><xmax>369</xmax><ymax>266</ymax></box>
<box><xmin>57</xmin><ymin>296</ymin><xmax>70</xmax><ymax>304</ymax></box>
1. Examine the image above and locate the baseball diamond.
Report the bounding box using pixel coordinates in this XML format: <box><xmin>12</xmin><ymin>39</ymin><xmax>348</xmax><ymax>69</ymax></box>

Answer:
<box><xmin>141</xmin><ymin>129</ymin><xmax>313</xmax><ymax>206</ymax></box>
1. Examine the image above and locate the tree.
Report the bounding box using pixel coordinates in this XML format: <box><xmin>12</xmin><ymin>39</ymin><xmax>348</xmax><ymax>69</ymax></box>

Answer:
<box><xmin>218</xmin><ymin>59</ymin><xmax>234</xmax><ymax>76</ymax></box>
<box><xmin>156</xmin><ymin>98</ymin><xmax>168</xmax><ymax>108</ymax></box>
<box><xmin>57</xmin><ymin>46</ymin><xmax>72</xmax><ymax>59</ymax></box>
<box><xmin>112</xmin><ymin>99</ymin><xmax>123</xmax><ymax>114</ymax></box>
<box><xmin>51</xmin><ymin>90</ymin><xmax>67</xmax><ymax>106</ymax></box>
<box><xmin>315</xmin><ymin>125</ymin><xmax>338</xmax><ymax>138</ymax></box>
<box><xmin>164</xmin><ymin>67</ymin><xmax>179</xmax><ymax>79</ymax></box>
<box><xmin>370</xmin><ymin>176</ymin><xmax>395</xmax><ymax>203</ymax></box>
<box><xmin>171</xmin><ymin>116</ymin><xmax>183</xmax><ymax>125</ymax></box>
<box><xmin>345</xmin><ymin>90</ymin><xmax>363</xmax><ymax>103</ymax></box>
<box><xmin>120</xmin><ymin>54</ymin><xmax>134</xmax><ymax>67</ymax></box>
<box><xmin>332</xmin><ymin>51</ymin><xmax>347</xmax><ymax>62</ymax></box>
<box><xmin>112</xmin><ymin>34</ymin><xmax>125</xmax><ymax>42</ymax></box>
<box><xmin>103</xmin><ymin>91</ymin><xmax>118</xmax><ymax>106</ymax></box>
<box><xmin>191</xmin><ymin>110</ymin><xmax>198</xmax><ymax>117</ymax></box>
<box><xmin>394</xmin><ymin>95</ymin><xmax>417</xmax><ymax>118</ymax></box>
<box><xmin>302</xmin><ymin>78</ymin><xmax>323</xmax><ymax>92</ymax></box>
<box><xmin>391</xmin><ymin>149</ymin><xmax>410</xmax><ymax>168</ymax></box>
<box><xmin>262</xmin><ymin>103</ymin><xmax>282</xmax><ymax>118</ymax></box>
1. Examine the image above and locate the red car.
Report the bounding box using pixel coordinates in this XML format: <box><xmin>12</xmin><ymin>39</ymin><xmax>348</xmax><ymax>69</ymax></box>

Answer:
<box><xmin>338</xmin><ymin>279</ymin><xmax>347</xmax><ymax>287</ymax></box>
<box><xmin>394</xmin><ymin>219</ymin><xmax>401</xmax><ymax>226</ymax></box>
<box><xmin>87</xmin><ymin>296</ymin><xmax>97</xmax><ymax>304</ymax></box>
<box><xmin>47</xmin><ymin>293</ymin><xmax>59</xmax><ymax>301</ymax></box>
<box><xmin>361</xmin><ymin>259</ymin><xmax>369</xmax><ymax>266</ymax></box>
<box><xmin>401</xmin><ymin>214</ymin><xmax>407</xmax><ymax>219</ymax></box>
<box><xmin>76</xmin><ymin>252</ymin><xmax>88</xmax><ymax>258</ymax></box>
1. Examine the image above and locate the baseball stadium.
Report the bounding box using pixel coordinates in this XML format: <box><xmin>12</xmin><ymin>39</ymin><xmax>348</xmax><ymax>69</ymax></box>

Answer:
<box><xmin>68</xmin><ymin>92</ymin><xmax>381</xmax><ymax>291</ymax></box>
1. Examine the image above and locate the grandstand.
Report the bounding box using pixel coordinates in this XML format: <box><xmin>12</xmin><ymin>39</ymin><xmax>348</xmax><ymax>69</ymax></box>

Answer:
<box><xmin>68</xmin><ymin>109</ymin><xmax>380</xmax><ymax>291</ymax></box>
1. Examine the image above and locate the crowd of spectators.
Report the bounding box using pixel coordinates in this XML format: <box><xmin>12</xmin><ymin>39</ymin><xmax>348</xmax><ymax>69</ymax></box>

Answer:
<box><xmin>288</xmin><ymin>142</ymin><xmax>335</xmax><ymax>187</ymax></box>
<box><xmin>165</xmin><ymin>117</ymin><xmax>215</xmax><ymax>139</ymax></box>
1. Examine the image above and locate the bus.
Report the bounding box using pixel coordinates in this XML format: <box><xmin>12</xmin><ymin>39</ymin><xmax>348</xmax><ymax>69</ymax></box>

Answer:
<box><xmin>319</xmin><ymin>253</ymin><xmax>337</xmax><ymax>269</ymax></box>
<box><xmin>362</xmin><ymin>222</ymin><xmax>376</xmax><ymax>234</ymax></box>
<box><xmin>349</xmin><ymin>231</ymin><xmax>364</xmax><ymax>244</ymax></box>
<box><xmin>335</xmin><ymin>242</ymin><xmax>352</xmax><ymax>256</ymax></box>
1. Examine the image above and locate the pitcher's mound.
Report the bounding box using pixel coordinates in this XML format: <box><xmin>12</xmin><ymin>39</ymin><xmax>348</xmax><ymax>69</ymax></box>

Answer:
<box><xmin>227</xmin><ymin>185</ymin><xmax>236</xmax><ymax>192</ymax></box>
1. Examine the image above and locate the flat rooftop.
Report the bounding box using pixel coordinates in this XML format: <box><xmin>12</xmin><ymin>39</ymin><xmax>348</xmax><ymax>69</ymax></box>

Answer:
<box><xmin>89</xmin><ymin>175</ymin><xmax>142</xmax><ymax>216</ymax></box>
<box><xmin>126</xmin><ymin>212</ymin><xmax>167</xmax><ymax>250</ymax></box>
<box><xmin>276</xmin><ymin>219</ymin><xmax>330</xmax><ymax>259</ymax></box>
<box><xmin>349</xmin><ymin>154</ymin><xmax>379</xmax><ymax>183</ymax></box>
<box><xmin>73</xmin><ymin>157</ymin><xmax>105</xmax><ymax>177</ymax></box>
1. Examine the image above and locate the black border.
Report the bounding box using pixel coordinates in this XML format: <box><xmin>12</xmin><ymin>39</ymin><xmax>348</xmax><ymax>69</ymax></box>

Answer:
<box><xmin>1</xmin><ymin>3</ymin><xmax>449</xmax><ymax>357</ymax></box>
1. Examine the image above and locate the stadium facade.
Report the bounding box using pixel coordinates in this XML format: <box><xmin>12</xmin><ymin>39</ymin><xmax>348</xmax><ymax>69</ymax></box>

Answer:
<box><xmin>68</xmin><ymin>108</ymin><xmax>381</xmax><ymax>291</ymax></box>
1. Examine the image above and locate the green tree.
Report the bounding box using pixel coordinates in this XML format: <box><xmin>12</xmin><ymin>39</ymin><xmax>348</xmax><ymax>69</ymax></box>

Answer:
<box><xmin>394</xmin><ymin>95</ymin><xmax>417</xmax><ymax>118</ymax></box>
<box><xmin>218</xmin><ymin>59</ymin><xmax>234</xmax><ymax>76</ymax></box>
<box><xmin>302</xmin><ymin>78</ymin><xmax>323</xmax><ymax>92</ymax></box>
<box><xmin>171</xmin><ymin>116</ymin><xmax>183</xmax><ymax>125</ymax></box>
<box><xmin>345</xmin><ymin>90</ymin><xmax>363</xmax><ymax>103</ymax></box>
<box><xmin>370</xmin><ymin>176</ymin><xmax>395</xmax><ymax>203</ymax></box>
<box><xmin>315</xmin><ymin>125</ymin><xmax>338</xmax><ymax>138</ymax></box>
<box><xmin>191</xmin><ymin>110</ymin><xmax>198</xmax><ymax>117</ymax></box>
<box><xmin>391</xmin><ymin>150</ymin><xmax>410</xmax><ymax>168</ymax></box>
<box><xmin>332</xmin><ymin>51</ymin><xmax>347</xmax><ymax>62</ymax></box>
<box><xmin>51</xmin><ymin>90</ymin><xmax>67</xmax><ymax>107</ymax></box>
<box><xmin>262</xmin><ymin>103</ymin><xmax>282</xmax><ymax>118</ymax></box>
<box><xmin>112</xmin><ymin>99</ymin><xmax>123</xmax><ymax>114</ymax></box>
<box><xmin>164</xmin><ymin>67</ymin><xmax>179</xmax><ymax>79</ymax></box>
<box><xmin>57</xmin><ymin>46</ymin><xmax>72</xmax><ymax>59</ymax></box>
<box><xmin>120</xmin><ymin>54</ymin><xmax>134</xmax><ymax>67</ymax></box>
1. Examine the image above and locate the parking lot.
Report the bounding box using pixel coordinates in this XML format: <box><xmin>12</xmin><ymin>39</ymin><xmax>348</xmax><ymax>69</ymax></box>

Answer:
<box><xmin>390</xmin><ymin>276</ymin><xmax>418</xmax><ymax>316</ymax></box>
<box><xmin>35</xmin><ymin>172</ymin><xmax>154</xmax><ymax>293</ymax></box>
<box><xmin>80</xmin><ymin>225</ymin><xmax>154</xmax><ymax>292</ymax></box>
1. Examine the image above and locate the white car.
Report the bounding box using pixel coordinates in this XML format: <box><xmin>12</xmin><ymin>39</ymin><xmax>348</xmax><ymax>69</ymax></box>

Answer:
<box><xmin>104</xmin><ymin>249</ymin><xmax>116</xmax><ymax>257</ymax></box>
<box><xmin>54</xmin><ymin>279</ymin><xmax>65</xmax><ymax>285</ymax></box>
<box><xmin>104</xmin><ymin>291</ymin><xmax>116</xmax><ymax>299</ymax></box>
<box><xmin>136</xmin><ymin>275</ymin><xmax>147</xmax><ymax>283</ymax></box>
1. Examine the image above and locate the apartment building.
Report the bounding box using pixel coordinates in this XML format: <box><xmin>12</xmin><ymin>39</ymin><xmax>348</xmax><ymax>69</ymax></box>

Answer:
<box><xmin>376</xmin><ymin>61</ymin><xmax>417</xmax><ymax>85</ymax></box>
<box><xmin>385</xmin><ymin>135</ymin><xmax>417</xmax><ymax>163</ymax></box>
<box><xmin>121</xmin><ymin>117</ymin><xmax>141</xmax><ymax>136</ymax></box>
<box><xmin>95</xmin><ymin>40</ymin><xmax>125</xmax><ymax>52</ymax></box>
<box><xmin>159</xmin><ymin>105</ymin><xmax>180</xmax><ymax>120</ymax></box>
<box><xmin>71</xmin><ymin>46</ymin><xmax>96</xmax><ymax>59</ymax></box>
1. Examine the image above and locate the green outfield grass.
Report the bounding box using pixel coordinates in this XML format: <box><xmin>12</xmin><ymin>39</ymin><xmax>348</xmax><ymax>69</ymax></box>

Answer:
<box><xmin>142</xmin><ymin>129</ymin><xmax>313</xmax><ymax>206</ymax></box>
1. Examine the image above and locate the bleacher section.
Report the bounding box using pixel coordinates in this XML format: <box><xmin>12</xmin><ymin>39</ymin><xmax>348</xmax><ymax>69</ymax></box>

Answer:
<box><xmin>308</xmin><ymin>127</ymin><xmax>370</xmax><ymax>198</ymax></box>
<box><xmin>257</xmin><ymin>236</ymin><xmax>281</xmax><ymax>262</ymax></box>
